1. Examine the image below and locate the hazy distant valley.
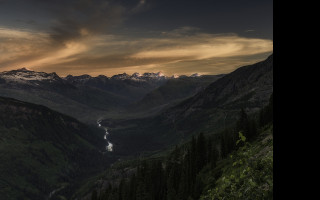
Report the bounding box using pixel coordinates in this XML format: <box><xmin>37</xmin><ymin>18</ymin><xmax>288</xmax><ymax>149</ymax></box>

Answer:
<box><xmin>0</xmin><ymin>69</ymin><xmax>223</xmax><ymax>123</ymax></box>
<box><xmin>0</xmin><ymin>55</ymin><xmax>273</xmax><ymax>200</ymax></box>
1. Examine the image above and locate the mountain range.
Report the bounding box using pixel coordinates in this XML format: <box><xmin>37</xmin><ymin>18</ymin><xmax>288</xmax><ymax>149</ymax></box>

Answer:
<box><xmin>104</xmin><ymin>54</ymin><xmax>273</xmax><ymax>155</ymax></box>
<box><xmin>0</xmin><ymin>69</ymin><xmax>222</xmax><ymax>123</ymax></box>
<box><xmin>0</xmin><ymin>54</ymin><xmax>273</xmax><ymax>200</ymax></box>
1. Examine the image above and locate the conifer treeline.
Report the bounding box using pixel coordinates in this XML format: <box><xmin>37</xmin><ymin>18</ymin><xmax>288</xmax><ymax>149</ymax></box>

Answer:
<box><xmin>94</xmin><ymin>93</ymin><xmax>273</xmax><ymax>200</ymax></box>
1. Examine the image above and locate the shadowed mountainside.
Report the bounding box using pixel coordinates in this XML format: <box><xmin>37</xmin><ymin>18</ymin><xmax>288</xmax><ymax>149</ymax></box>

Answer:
<box><xmin>105</xmin><ymin>54</ymin><xmax>273</xmax><ymax>155</ymax></box>
<box><xmin>0</xmin><ymin>97</ymin><xmax>114</xmax><ymax>200</ymax></box>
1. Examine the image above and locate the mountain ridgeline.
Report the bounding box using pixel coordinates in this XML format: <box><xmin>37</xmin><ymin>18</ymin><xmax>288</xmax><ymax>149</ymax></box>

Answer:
<box><xmin>0</xmin><ymin>69</ymin><xmax>222</xmax><ymax>123</ymax></box>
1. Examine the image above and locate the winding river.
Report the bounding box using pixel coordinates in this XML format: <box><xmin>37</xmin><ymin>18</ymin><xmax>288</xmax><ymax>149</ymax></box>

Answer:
<box><xmin>97</xmin><ymin>120</ymin><xmax>113</xmax><ymax>152</ymax></box>
<box><xmin>47</xmin><ymin>120</ymin><xmax>113</xmax><ymax>199</ymax></box>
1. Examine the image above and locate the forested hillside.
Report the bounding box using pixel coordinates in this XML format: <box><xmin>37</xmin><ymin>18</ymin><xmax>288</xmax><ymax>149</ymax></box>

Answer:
<box><xmin>105</xmin><ymin>54</ymin><xmax>273</xmax><ymax>156</ymax></box>
<box><xmin>0</xmin><ymin>97</ymin><xmax>114</xmax><ymax>200</ymax></box>
<box><xmin>87</xmin><ymin>93</ymin><xmax>273</xmax><ymax>200</ymax></box>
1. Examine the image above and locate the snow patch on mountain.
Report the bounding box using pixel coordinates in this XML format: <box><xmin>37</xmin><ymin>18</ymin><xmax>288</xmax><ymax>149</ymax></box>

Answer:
<box><xmin>190</xmin><ymin>73</ymin><xmax>201</xmax><ymax>77</ymax></box>
<box><xmin>111</xmin><ymin>73</ymin><xmax>130</xmax><ymax>80</ymax></box>
<box><xmin>172</xmin><ymin>74</ymin><xmax>180</xmax><ymax>78</ymax></box>
<box><xmin>1</xmin><ymin>68</ymin><xmax>206</xmax><ymax>85</ymax></box>
<box><xmin>0</xmin><ymin>68</ymin><xmax>61</xmax><ymax>83</ymax></box>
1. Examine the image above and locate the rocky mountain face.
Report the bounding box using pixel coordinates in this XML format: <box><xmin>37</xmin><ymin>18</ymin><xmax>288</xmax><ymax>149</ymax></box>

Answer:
<box><xmin>0</xmin><ymin>68</ymin><xmax>61</xmax><ymax>83</ymax></box>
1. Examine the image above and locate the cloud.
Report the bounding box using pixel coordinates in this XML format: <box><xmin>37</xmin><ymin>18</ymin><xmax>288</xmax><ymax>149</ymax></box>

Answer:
<box><xmin>131</xmin><ymin>34</ymin><xmax>273</xmax><ymax>60</ymax></box>
<box><xmin>0</xmin><ymin>27</ymin><xmax>88</xmax><ymax>71</ymax></box>
<box><xmin>0</xmin><ymin>27</ymin><xmax>50</xmax><ymax>67</ymax></box>
<box><xmin>131</xmin><ymin>0</ymin><xmax>148</xmax><ymax>13</ymax></box>
<box><xmin>46</xmin><ymin>0</ymin><xmax>126</xmax><ymax>45</ymax></box>
<box><xmin>0</xmin><ymin>26</ymin><xmax>273</xmax><ymax>76</ymax></box>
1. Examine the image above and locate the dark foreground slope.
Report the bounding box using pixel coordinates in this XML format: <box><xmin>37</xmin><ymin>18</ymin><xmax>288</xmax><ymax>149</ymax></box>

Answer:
<box><xmin>0</xmin><ymin>97</ymin><xmax>113</xmax><ymax>200</ymax></box>
<box><xmin>162</xmin><ymin>54</ymin><xmax>273</xmax><ymax>133</ymax></box>
<box><xmin>105</xmin><ymin>54</ymin><xmax>273</xmax><ymax>156</ymax></box>
<box><xmin>86</xmin><ymin>93</ymin><xmax>273</xmax><ymax>200</ymax></box>
<box><xmin>95</xmin><ymin>127</ymin><xmax>273</xmax><ymax>200</ymax></box>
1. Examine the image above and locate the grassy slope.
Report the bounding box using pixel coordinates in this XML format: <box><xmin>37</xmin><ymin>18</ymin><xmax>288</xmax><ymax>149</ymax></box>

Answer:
<box><xmin>200</xmin><ymin>125</ymin><xmax>273</xmax><ymax>200</ymax></box>
<box><xmin>75</xmin><ymin>124</ymin><xmax>273</xmax><ymax>200</ymax></box>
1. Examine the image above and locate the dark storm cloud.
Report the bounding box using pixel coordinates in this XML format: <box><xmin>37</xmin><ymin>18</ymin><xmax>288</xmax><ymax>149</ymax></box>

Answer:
<box><xmin>4</xmin><ymin>0</ymin><xmax>146</xmax><ymax>44</ymax></box>
<box><xmin>29</xmin><ymin>0</ymin><xmax>126</xmax><ymax>44</ymax></box>
<box><xmin>123</xmin><ymin>0</ymin><xmax>273</xmax><ymax>39</ymax></box>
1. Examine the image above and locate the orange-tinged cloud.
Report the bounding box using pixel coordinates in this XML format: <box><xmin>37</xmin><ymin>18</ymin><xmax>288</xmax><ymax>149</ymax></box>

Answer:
<box><xmin>0</xmin><ymin>27</ymin><xmax>273</xmax><ymax>76</ymax></box>
<box><xmin>131</xmin><ymin>36</ymin><xmax>273</xmax><ymax>60</ymax></box>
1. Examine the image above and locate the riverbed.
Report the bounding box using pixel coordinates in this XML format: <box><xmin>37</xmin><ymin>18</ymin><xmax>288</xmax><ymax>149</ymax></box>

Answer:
<box><xmin>97</xmin><ymin>120</ymin><xmax>113</xmax><ymax>152</ymax></box>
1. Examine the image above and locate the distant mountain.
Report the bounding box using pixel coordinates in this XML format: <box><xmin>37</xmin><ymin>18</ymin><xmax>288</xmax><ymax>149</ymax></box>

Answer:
<box><xmin>0</xmin><ymin>96</ymin><xmax>111</xmax><ymax>200</ymax></box>
<box><xmin>162</xmin><ymin>54</ymin><xmax>274</xmax><ymax>133</ymax></box>
<box><xmin>64</xmin><ymin>72</ymin><xmax>168</xmax><ymax>104</ymax></box>
<box><xmin>111</xmin><ymin>72</ymin><xmax>166</xmax><ymax>81</ymax></box>
<box><xmin>0</xmin><ymin>73</ymin><xmax>121</xmax><ymax>123</ymax></box>
<box><xmin>0</xmin><ymin>67</ymin><xmax>62</xmax><ymax>83</ymax></box>
<box><xmin>105</xmin><ymin>54</ymin><xmax>273</xmax><ymax>155</ymax></box>
<box><xmin>129</xmin><ymin>74</ymin><xmax>224</xmax><ymax>114</ymax></box>
<box><xmin>0</xmin><ymin>69</ymin><xmax>219</xmax><ymax>122</ymax></box>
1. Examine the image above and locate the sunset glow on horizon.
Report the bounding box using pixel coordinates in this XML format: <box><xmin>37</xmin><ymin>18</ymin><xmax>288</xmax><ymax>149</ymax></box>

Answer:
<box><xmin>0</xmin><ymin>0</ymin><xmax>273</xmax><ymax>76</ymax></box>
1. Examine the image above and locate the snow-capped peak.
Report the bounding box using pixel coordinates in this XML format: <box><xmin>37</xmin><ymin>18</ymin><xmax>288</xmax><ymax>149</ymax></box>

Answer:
<box><xmin>190</xmin><ymin>73</ymin><xmax>201</xmax><ymax>77</ymax></box>
<box><xmin>141</xmin><ymin>72</ymin><xmax>166</xmax><ymax>78</ymax></box>
<box><xmin>110</xmin><ymin>72</ymin><xmax>167</xmax><ymax>81</ymax></box>
<box><xmin>172</xmin><ymin>74</ymin><xmax>180</xmax><ymax>78</ymax></box>
<box><xmin>16</xmin><ymin>67</ymin><xmax>32</xmax><ymax>72</ymax></box>
<box><xmin>0</xmin><ymin>68</ymin><xmax>61</xmax><ymax>83</ymax></box>
<box><xmin>156</xmin><ymin>72</ymin><xmax>165</xmax><ymax>77</ymax></box>
<box><xmin>111</xmin><ymin>73</ymin><xmax>130</xmax><ymax>80</ymax></box>
<box><xmin>131</xmin><ymin>72</ymin><xmax>142</xmax><ymax>77</ymax></box>
<box><xmin>64</xmin><ymin>74</ymin><xmax>92</xmax><ymax>83</ymax></box>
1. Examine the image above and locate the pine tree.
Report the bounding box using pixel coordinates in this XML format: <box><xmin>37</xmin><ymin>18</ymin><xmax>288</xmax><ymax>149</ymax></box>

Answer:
<box><xmin>196</xmin><ymin>132</ymin><xmax>206</xmax><ymax>172</ymax></box>
<box><xmin>136</xmin><ymin>161</ymin><xmax>149</xmax><ymax>200</ymax></box>
<box><xmin>118</xmin><ymin>179</ymin><xmax>125</xmax><ymax>200</ymax></box>
<box><xmin>207</xmin><ymin>139</ymin><xmax>212</xmax><ymax>164</ymax></box>
<box><xmin>129</xmin><ymin>174</ymin><xmax>137</xmax><ymax>200</ymax></box>
<box><xmin>178</xmin><ymin>158</ymin><xmax>189</xmax><ymax>200</ymax></box>
<box><xmin>91</xmin><ymin>189</ymin><xmax>98</xmax><ymax>200</ymax></box>
<box><xmin>167</xmin><ymin>167</ymin><xmax>178</xmax><ymax>200</ymax></box>
<box><xmin>220</xmin><ymin>133</ymin><xmax>228</xmax><ymax>158</ymax></box>
<box><xmin>259</xmin><ymin>93</ymin><xmax>273</xmax><ymax>127</ymax></box>
<box><xmin>236</xmin><ymin>108</ymin><xmax>250</xmax><ymax>138</ymax></box>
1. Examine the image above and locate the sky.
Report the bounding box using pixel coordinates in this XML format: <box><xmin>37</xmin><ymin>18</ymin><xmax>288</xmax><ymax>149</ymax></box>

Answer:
<box><xmin>0</xmin><ymin>0</ymin><xmax>273</xmax><ymax>77</ymax></box>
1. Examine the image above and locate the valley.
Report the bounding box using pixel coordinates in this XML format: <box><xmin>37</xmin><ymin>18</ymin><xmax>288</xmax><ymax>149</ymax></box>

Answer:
<box><xmin>0</xmin><ymin>69</ymin><xmax>222</xmax><ymax>124</ymax></box>
<box><xmin>0</xmin><ymin>54</ymin><xmax>273</xmax><ymax>200</ymax></box>
<box><xmin>0</xmin><ymin>0</ymin><xmax>273</xmax><ymax>199</ymax></box>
